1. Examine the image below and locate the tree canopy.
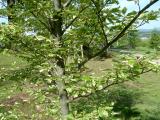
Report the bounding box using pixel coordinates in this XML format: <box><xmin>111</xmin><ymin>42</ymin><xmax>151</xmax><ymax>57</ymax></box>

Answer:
<box><xmin>0</xmin><ymin>0</ymin><xmax>160</xmax><ymax>119</ymax></box>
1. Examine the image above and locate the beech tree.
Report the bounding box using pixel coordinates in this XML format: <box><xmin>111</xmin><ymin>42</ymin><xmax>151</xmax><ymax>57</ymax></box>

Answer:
<box><xmin>0</xmin><ymin>0</ymin><xmax>160</xmax><ymax>119</ymax></box>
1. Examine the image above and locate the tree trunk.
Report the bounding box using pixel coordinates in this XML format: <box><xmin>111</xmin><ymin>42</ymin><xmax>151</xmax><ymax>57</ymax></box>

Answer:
<box><xmin>50</xmin><ymin>0</ymin><xmax>69</xmax><ymax>119</ymax></box>
<box><xmin>7</xmin><ymin>0</ymin><xmax>15</xmax><ymax>23</ymax></box>
<box><xmin>49</xmin><ymin>57</ymin><xmax>69</xmax><ymax>119</ymax></box>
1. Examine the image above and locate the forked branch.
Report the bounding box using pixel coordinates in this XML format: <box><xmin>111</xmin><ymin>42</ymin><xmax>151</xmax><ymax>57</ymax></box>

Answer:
<box><xmin>63</xmin><ymin>0</ymin><xmax>73</xmax><ymax>8</ymax></box>
<box><xmin>78</xmin><ymin>0</ymin><xmax>159</xmax><ymax>69</ymax></box>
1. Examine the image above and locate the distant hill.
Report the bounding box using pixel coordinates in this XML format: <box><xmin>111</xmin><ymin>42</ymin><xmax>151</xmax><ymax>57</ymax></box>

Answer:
<box><xmin>139</xmin><ymin>28</ymin><xmax>160</xmax><ymax>33</ymax></box>
<box><xmin>138</xmin><ymin>28</ymin><xmax>160</xmax><ymax>40</ymax></box>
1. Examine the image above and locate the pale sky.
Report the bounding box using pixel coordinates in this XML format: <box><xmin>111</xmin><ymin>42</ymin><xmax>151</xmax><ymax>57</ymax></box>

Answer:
<box><xmin>119</xmin><ymin>0</ymin><xmax>160</xmax><ymax>29</ymax></box>
<box><xmin>0</xmin><ymin>0</ymin><xmax>160</xmax><ymax>29</ymax></box>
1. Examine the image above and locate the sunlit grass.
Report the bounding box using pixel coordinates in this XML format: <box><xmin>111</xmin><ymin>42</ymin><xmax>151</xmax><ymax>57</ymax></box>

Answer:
<box><xmin>0</xmin><ymin>53</ymin><xmax>26</xmax><ymax>101</ymax></box>
<box><xmin>0</xmin><ymin>53</ymin><xmax>27</xmax><ymax>74</ymax></box>
<box><xmin>135</xmin><ymin>72</ymin><xmax>160</xmax><ymax>112</ymax></box>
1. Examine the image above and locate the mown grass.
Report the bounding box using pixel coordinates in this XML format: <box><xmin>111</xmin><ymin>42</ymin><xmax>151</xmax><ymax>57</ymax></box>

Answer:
<box><xmin>0</xmin><ymin>53</ymin><xmax>26</xmax><ymax>74</ymax></box>
<box><xmin>136</xmin><ymin>72</ymin><xmax>160</xmax><ymax>112</ymax></box>
<box><xmin>0</xmin><ymin>53</ymin><xmax>26</xmax><ymax>97</ymax></box>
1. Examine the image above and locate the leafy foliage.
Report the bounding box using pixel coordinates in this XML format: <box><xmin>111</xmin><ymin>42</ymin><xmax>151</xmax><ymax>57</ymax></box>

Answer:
<box><xmin>0</xmin><ymin>0</ymin><xmax>160</xmax><ymax>119</ymax></box>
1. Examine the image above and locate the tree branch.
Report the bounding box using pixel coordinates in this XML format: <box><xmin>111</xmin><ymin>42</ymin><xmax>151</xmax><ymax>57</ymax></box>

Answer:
<box><xmin>69</xmin><ymin>68</ymin><xmax>153</xmax><ymax>102</ymax></box>
<box><xmin>137</xmin><ymin>0</ymin><xmax>141</xmax><ymax>12</ymax></box>
<box><xmin>62</xmin><ymin>6</ymin><xmax>89</xmax><ymax>34</ymax></box>
<box><xmin>78</xmin><ymin>0</ymin><xmax>159</xmax><ymax>69</ymax></box>
<box><xmin>63</xmin><ymin>0</ymin><xmax>73</xmax><ymax>8</ymax></box>
<box><xmin>88</xmin><ymin>29</ymin><xmax>96</xmax><ymax>46</ymax></box>
<box><xmin>30</xmin><ymin>11</ymin><xmax>51</xmax><ymax>32</ymax></box>
<box><xmin>91</xmin><ymin>0</ymin><xmax>108</xmax><ymax>44</ymax></box>
<box><xmin>53</xmin><ymin>0</ymin><xmax>62</xmax><ymax>11</ymax></box>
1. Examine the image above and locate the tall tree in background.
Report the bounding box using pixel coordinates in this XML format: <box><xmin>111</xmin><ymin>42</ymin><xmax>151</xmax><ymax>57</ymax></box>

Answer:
<box><xmin>127</xmin><ymin>30</ymin><xmax>139</xmax><ymax>49</ymax></box>
<box><xmin>7</xmin><ymin>0</ymin><xmax>15</xmax><ymax>22</ymax></box>
<box><xmin>0</xmin><ymin>0</ymin><xmax>160</xmax><ymax>119</ymax></box>
<box><xmin>150</xmin><ymin>30</ymin><xmax>160</xmax><ymax>50</ymax></box>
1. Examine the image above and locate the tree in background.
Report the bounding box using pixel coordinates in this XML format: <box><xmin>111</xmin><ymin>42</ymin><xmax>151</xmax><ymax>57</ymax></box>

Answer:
<box><xmin>7</xmin><ymin>0</ymin><xmax>15</xmax><ymax>22</ymax></box>
<box><xmin>115</xmin><ymin>30</ymin><xmax>139</xmax><ymax>49</ymax></box>
<box><xmin>150</xmin><ymin>30</ymin><xmax>160</xmax><ymax>50</ymax></box>
<box><xmin>127</xmin><ymin>30</ymin><xmax>139</xmax><ymax>49</ymax></box>
<box><xmin>0</xmin><ymin>0</ymin><xmax>160</xmax><ymax>119</ymax></box>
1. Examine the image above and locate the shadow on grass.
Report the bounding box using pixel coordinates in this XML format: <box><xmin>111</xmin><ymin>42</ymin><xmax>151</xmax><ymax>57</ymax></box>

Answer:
<box><xmin>70</xmin><ymin>85</ymin><xmax>141</xmax><ymax>119</ymax></box>
<box><xmin>108</xmin><ymin>86</ymin><xmax>140</xmax><ymax>120</ymax></box>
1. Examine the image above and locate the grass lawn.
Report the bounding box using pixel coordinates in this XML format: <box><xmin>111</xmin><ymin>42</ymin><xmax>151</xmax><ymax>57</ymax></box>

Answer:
<box><xmin>0</xmin><ymin>53</ymin><xmax>26</xmax><ymax>75</ymax></box>
<box><xmin>136</xmin><ymin>72</ymin><xmax>160</xmax><ymax>112</ymax></box>
<box><xmin>0</xmin><ymin>53</ymin><xmax>26</xmax><ymax>99</ymax></box>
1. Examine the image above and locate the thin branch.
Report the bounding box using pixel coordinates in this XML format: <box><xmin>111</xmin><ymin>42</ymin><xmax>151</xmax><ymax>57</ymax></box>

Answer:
<box><xmin>137</xmin><ymin>0</ymin><xmax>141</xmax><ymax>12</ymax></box>
<box><xmin>96</xmin><ymin>1</ymin><xmax>109</xmax><ymax>14</ymax></box>
<box><xmin>78</xmin><ymin>0</ymin><xmax>159</xmax><ymax>69</ymax></box>
<box><xmin>63</xmin><ymin>0</ymin><xmax>73</xmax><ymax>8</ymax></box>
<box><xmin>88</xmin><ymin>30</ymin><xmax>96</xmax><ymax>46</ymax></box>
<box><xmin>91</xmin><ymin>0</ymin><xmax>108</xmax><ymax>44</ymax></box>
<box><xmin>62</xmin><ymin>6</ymin><xmax>89</xmax><ymax>34</ymax></box>
<box><xmin>53</xmin><ymin>0</ymin><xmax>62</xmax><ymax>11</ymax></box>
<box><xmin>69</xmin><ymin>68</ymin><xmax>152</xmax><ymax>102</ymax></box>
<box><xmin>17</xmin><ymin>1</ymin><xmax>51</xmax><ymax>33</ymax></box>
<box><xmin>30</xmin><ymin>11</ymin><xmax>50</xmax><ymax>32</ymax></box>
<box><xmin>135</xmin><ymin>19</ymin><xmax>146</xmax><ymax>28</ymax></box>
<box><xmin>69</xmin><ymin>81</ymin><xmax>123</xmax><ymax>102</ymax></box>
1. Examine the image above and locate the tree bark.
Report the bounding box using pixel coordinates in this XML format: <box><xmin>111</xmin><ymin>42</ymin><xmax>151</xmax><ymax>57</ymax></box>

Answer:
<box><xmin>50</xmin><ymin>0</ymin><xmax>69</xmax><ymax>119</ymax></box>
<box><xmin>7</xmin><ymin>0</ymin><xmax>15</xmax><ymax>23</ymax></box>
<box><xmin>49</xmin><ymin>57</ymin><xmax>69</xmax><ymax>119</ymax></box>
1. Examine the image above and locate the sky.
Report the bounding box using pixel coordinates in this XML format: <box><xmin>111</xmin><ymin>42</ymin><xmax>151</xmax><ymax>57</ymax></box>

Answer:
<box><xmin>0</xmin><ymin>0</ymin><xmax>160</xmax><ymax>29</ymax></box>
<box><xmin>119</xmin><ymin>0</ymin><xmax>160</xmax><ymax>29</ymax></box>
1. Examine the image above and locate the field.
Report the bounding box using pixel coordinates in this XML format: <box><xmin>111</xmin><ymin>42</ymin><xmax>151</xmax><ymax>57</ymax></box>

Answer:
<box><xmin>87</xmin><ymin>55</ymin><xmax>160</xmax><ymax>118</ymax></box>
<box><xmin>0</xmin><ymin>53</ymin><xmax>26</xmax><ymax>100</ymax></box>
<box><xmin>0</xmin><ymin>52</ymin><xmax>160</xmax><ymax>119</ymax></box>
